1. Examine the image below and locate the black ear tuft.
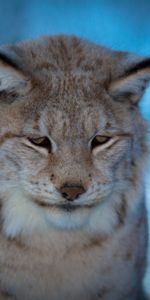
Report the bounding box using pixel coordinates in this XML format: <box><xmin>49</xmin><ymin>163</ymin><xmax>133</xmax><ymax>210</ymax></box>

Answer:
<box><xmin>0</xmin><ymin>47</ymin><xmax>22</xmax><ymax>70</ymax></box>
<box><xmin>109</xmin><ymin>56</ymin><xmax>150</xmax><ymax>104</ymax></box>
<box><xmin>0</xmin><ymin>47</ymin><xmax>30</xmax><ymax>102</ymax></box>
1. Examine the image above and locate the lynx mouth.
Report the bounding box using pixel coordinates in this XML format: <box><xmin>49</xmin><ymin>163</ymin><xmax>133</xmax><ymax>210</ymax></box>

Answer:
<box><xmin>56</xmin><ymin>203</ymin><xmax>80</xmax><ymax>212</ymax></box>
<box><xmin>33</xmin><ymin>199</ymin><xmax>98</xmax><ymax>212</ymax></box>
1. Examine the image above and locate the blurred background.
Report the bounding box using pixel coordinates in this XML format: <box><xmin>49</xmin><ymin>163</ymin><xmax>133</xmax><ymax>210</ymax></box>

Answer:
<box><xmin>0</xmin><ymin>0</ymin><xmax>150</xmax><ymax>55</ymax></box>
<box><xmin>0</xmin><ymin>0</ymin><xmax>150</xmax><ymax>119</ymax></box>
<box><xmin>0</xmin><ymin>0</ymin><xmax>150</xmax><ymax>292</ymax></box>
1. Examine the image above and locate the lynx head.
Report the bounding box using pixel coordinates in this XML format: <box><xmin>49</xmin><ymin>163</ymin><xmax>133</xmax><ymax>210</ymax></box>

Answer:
<box><xmin>0</xmin><ymin>36</ymin><xmax>149</xmax><ymax>237</ymax></box>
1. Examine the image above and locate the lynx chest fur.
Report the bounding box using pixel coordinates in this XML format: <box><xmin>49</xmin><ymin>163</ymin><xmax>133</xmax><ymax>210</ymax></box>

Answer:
<box><xmin>0</xmin><ymin>35</ymin><xmax>149</xmax><ymax>300</ymax></box>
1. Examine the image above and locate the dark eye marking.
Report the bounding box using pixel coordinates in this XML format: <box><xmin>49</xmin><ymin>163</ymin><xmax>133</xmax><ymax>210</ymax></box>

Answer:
<box><xmin>28</xmin><ymin>136</ymin><xmax>52</xmax><ymax>152</ymax></box>
<box><xmin>91</xmin><ymin>135</ymin><xmax>111</xmax><ymax>150</ymax></box>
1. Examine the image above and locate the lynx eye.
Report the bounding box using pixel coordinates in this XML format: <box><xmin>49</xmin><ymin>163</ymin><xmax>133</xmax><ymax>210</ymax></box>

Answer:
<box><xmin>28</xmin><ymin>136</ymin><xmax>52</xmax><ymax>152</ymax></box>
<box><xmin>91</xmin><ymin>135</ymin><xmax>111</xmax><ymax>150</ymax></box>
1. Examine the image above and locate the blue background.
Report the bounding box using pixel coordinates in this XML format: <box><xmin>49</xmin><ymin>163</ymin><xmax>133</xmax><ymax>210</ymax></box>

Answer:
<box><xmin>0</xmin><ymin>0</ymin><xmax>149</xmax><ymax>119</ymax></box>
<box><xmin>0</xmin><ymin>0</ymin><xmax>150</xmax><ymax>291</ymax></box>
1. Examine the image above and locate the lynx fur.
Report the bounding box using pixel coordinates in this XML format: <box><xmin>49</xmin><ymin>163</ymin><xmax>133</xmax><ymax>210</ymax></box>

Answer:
<box><xmin>0</xmin><ymin>35</ymin><xmax>149</xmax><ymax>300</ymax></box>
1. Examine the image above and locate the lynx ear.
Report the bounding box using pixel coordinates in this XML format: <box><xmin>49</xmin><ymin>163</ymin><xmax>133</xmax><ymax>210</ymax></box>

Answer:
<box><xmin>0</xmin><ymin>47</ymin><xmax>30</xmax><ymax>100</ymax></box>
<box><xmin>109</xmin><ymin>57</ymin><xmax>150</xmax><ymax>104</ymax></box>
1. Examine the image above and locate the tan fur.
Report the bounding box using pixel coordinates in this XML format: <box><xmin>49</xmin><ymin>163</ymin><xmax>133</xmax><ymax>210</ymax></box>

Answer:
<box><xmin>0</xmin><ymin>35</ymin><xmax>149</xmax><ymax>300</ymax></box>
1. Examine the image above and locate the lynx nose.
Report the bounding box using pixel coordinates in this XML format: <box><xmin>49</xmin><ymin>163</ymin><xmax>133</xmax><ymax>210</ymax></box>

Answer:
<box><xmin>60</xmin><ymin>185</ymin><xmax>85</xmax><ymax>201</ymax></box>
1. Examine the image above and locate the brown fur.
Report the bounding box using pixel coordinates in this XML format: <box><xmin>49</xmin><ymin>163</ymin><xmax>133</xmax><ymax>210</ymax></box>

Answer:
<box><xmin>0</xmin><ymin>35</ymin><xmax>149</xmax><ymax>300</ymax></box>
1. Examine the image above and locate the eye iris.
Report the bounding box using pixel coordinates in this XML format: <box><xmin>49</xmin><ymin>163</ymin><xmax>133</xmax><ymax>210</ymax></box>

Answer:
<box><xmin>29</xmin><ymin>137</ymin><xmax>51</xmax><ymax>152</ymax></box>
<box><xmin>91</xmin><ymin>135</ymin><xmax>110</xmax><ymax>149</ymax></box>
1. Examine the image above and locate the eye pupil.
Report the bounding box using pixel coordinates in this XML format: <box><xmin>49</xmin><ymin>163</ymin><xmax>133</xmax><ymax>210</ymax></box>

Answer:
<box><xmin>91</xmin><ymin>135</ymin><xmax>110</xmax><ymax>150</ymax></box>
<box><xmin>28</xmin><ymin>137</ymin><xmax>51</xmax><ymax>152</ymax></box>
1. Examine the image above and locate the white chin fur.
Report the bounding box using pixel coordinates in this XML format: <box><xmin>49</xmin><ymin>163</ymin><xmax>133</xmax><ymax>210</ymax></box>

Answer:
<box><xmin>2</xmin><ymin>188</ymin><xmax>119</xmax><ymax>238</ymax></box>
<box><xmin>2</xmin><ymin>189</ymin><xmax>91</xmax><ymax>238</ymax></box>
<box><xmin>44</xmin><ymin>208</ymin><xmax>90</xmax><ymax>230</ymax></box>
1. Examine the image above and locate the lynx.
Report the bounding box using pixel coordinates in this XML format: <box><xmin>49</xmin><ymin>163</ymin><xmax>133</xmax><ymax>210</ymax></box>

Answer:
<box><xmin>0</xmin><ymin>35</ymin><xmax>149</xmax><ymax>300</ymax></box>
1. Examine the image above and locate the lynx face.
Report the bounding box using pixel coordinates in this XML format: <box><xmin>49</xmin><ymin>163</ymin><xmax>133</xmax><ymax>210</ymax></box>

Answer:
<box><xmin>0</xmin><ymin>36</ymin><xmax>149</xmax><ymax>237</ymax></box>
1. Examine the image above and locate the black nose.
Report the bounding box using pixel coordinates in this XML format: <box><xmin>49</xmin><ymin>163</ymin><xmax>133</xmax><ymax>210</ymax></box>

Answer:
<box><xmin>60</xmin><ymin>185</ymin><xmax>85</xmax><ymax>201</ymax></box>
